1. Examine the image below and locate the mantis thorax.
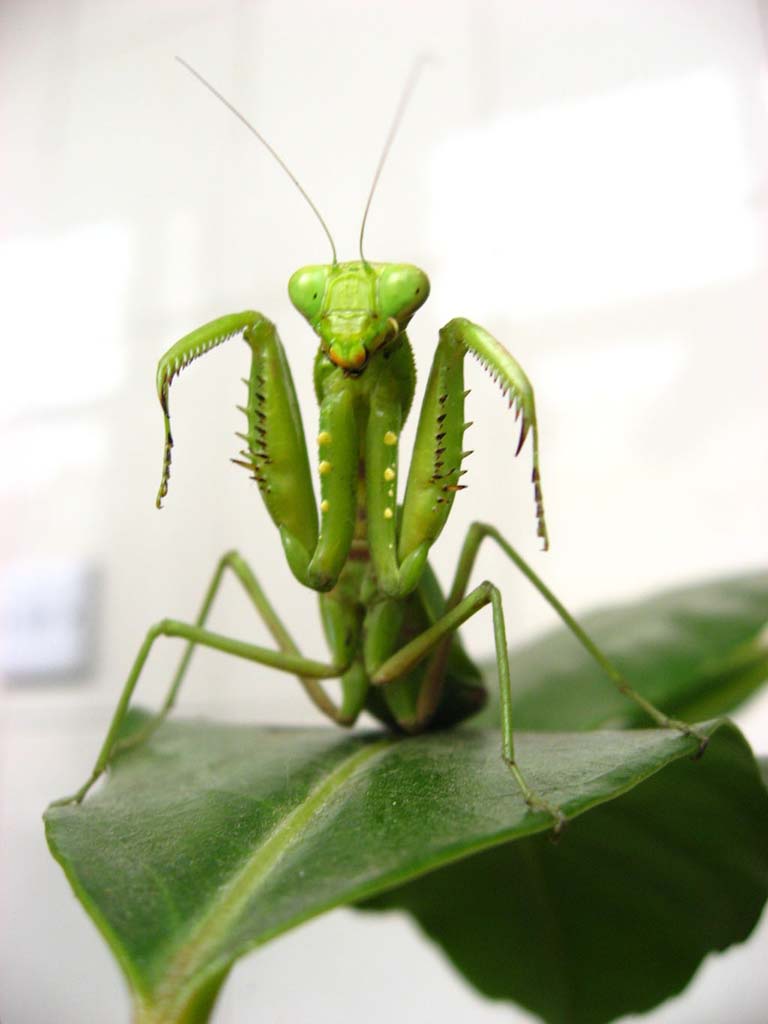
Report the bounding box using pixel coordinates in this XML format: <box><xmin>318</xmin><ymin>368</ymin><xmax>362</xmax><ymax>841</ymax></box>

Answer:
<box><xmin>288</xmin><ymin>261</ymin><xmax>429</xmax><ymax>372</ymax></box>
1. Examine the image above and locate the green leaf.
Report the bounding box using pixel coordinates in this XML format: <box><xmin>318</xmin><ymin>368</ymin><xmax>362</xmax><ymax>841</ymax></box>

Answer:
<box><xmin>361</xmin><ymin>723</ymin><xmax>768</xmax><ymax>1024</ymax></box>
<box><xmin>478</xmin><ymin>570</ymin><xmax>768</xmax><ymax>731</ymax></box>
<box><xmin>45</xmin><ymin>718</ymin><xmax>768</xmax><ymax>1024</ymax></box>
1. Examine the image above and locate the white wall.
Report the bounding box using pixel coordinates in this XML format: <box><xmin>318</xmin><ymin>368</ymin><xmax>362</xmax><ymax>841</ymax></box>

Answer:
<box><xmin>2</xmin><ymin>1</ymin><xmax>767</xmax><ymax>1021</ymax></box>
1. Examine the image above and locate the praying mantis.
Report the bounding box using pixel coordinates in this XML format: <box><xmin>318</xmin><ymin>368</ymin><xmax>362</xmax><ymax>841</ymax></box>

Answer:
<box><xmin>56</xmin><ymin>60</ymin><xmax>705</xmax><ymax>826</ymax></box>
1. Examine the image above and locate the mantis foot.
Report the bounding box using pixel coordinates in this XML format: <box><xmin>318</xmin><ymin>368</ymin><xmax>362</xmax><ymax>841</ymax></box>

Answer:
<box><xmin>50</xmin><ymin>716</ymin><xmax>166</xmax><ymax>809</ymax></box>
<box><xmin>616</xmin><ymin>683</ymin><xmax>710</xmax><ymax>757</ymax></box>
<box><xmin>667</xmin><ymin>719</ymin><xmax>710</xmax><ymax>759</ymax></box>
<box><xmin>49</xmin><ymin>771</ymin><xmax>101</xmax><ymax>808</ymax></box>
<box><xmin>526</xmin><ymin>793</ymin><xmax>567</xmax><ymax>839</ymax></box>
<box><xmin>506</xmin><ymin>758</ymin><xmax>566</xmax><ymax>837</ymax></box>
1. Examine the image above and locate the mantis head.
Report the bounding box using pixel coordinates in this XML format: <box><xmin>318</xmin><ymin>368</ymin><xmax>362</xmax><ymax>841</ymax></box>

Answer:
<box><xmin>288</xmin><ymin>261</ymin><xmax>430</xmax><ymax>372</ymax></box>
<box><xmin>175</xmin><ymin>59</ymin><xmax>432</xmax><ymax>374</ymax></box>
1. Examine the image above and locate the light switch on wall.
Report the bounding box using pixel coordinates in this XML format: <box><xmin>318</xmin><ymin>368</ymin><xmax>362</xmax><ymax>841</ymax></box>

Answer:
<box><xmin>0</xmin><ymin>559</ymin><xmax>99</xmax><ymax>683</ymax></box>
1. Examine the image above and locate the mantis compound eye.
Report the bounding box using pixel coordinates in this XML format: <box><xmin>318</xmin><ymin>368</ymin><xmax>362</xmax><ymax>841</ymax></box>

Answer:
<box><xmin>377</xmin><ymin>264</ymin><xmax>430</xmax><ymax>326</ymax></box>
<box><xmin>288</xmin><ymin>265</ymin><xmax>330</xmax><ymax>322</ymax></box>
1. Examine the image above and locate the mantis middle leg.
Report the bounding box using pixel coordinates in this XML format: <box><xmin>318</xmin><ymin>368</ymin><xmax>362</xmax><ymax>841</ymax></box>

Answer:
<box><xmin>53</xmin><ymin>561</ymin><xmax>348</xmax><ymax>807</ymax></box>
<box><xmin>113</xmin><ymin>549</ymin><xmax>353</xmax><ymax>761</ymax></box>
<box><xmin>369</xmin><ymin>580</ymin><xmax>566</xmax><ymax>830</ymax></box>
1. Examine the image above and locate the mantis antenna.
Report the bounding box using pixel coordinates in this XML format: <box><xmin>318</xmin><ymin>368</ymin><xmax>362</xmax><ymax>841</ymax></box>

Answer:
<box><xmin>175</xmin><ymin>56</ymin><xmax>338</xmax><ymax>264</ymax></box>
<box><xmin>358</xmin><ymin>56</ymin><xmax>431</xmax><ymax>264</ymax></box>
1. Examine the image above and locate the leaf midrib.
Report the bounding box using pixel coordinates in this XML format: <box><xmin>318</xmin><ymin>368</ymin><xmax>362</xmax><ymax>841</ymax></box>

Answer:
<box><xmin>143</xmin><ymin>736</ymin><xmax>395</xmax><ymax>1019</ymax></box>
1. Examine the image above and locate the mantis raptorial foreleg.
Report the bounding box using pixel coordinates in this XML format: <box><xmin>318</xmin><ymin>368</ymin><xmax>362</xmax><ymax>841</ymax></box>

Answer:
<box><xmin>420</xmin><ymin>522</ymin><xmax>709</xmax><ymax>753</ymax></box>
<box><xmin>368</xmin><ymin>316</ymin><xmax>547</xmax><ymax>602</ymax></box>
<box><xmin>158</xmin><ymin>311</ymin><xmax>362</xmax><ymax>593</ymax></box>
<box><xmin>369</xmin><ymin>579</ymin><xmax>565</xmax><ymax>830</ymax></box>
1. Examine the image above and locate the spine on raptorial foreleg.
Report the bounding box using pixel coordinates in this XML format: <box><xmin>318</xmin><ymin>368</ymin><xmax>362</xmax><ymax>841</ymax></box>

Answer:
<box><xmin>156</xmin><ymin>311</ymin><xmax>265</xmax><ymax>508</ymax></box>
<box><xmin>397</xmin><ymin>329</ymin><xmax>470</xmax><ymax>563</ymax></box>
<box><xmin>442</xmin><ymin>317</ymin><xmax>549</xmax><ymax>550</ymax></box>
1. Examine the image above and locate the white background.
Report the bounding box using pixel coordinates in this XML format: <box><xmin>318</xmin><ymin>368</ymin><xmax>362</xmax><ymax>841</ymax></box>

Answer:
<box><xmin>2</xmin><ymin>1</ymin><xmax>768</xmax><ymax>1021</ymax></box>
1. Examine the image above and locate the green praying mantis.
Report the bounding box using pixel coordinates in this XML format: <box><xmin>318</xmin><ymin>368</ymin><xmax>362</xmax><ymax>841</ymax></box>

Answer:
<box><xmin>56</xmin><ymin>60</ymin><xmax>706</xmax><ymax>827</ymax></box>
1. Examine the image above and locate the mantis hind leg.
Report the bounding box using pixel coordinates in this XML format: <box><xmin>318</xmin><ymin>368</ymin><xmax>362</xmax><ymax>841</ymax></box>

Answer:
<box><xmin>370</xmin><ymin>581</ymin><xmax>566</xmax><ymax>832</ymax></box>
<box><xmin>52</xmin><ymin>554</ymin><xmax>347</xmax><ymax>807</ymax></box>
<box><xmin>424</xmin><ymin>521</ymin><xmax>708</xmax><ymax>753</ymax></box>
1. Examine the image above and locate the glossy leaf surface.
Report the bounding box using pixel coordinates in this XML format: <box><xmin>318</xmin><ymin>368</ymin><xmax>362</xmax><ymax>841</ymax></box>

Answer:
<box><xmin>46</xmin><ymin>718</ymin><xmax>768</xmax><ymax>1024</ymax></box>
<box><xmin>361</xmin><ymin>722</ymin><xmax>768</xmax><ymax>1024</ymax></box>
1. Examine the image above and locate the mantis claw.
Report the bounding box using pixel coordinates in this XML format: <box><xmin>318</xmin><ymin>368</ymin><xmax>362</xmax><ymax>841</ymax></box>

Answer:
<box><xmin>154</xmin><ymin>312</ymin><xmax>262</xmax><ymax>507</ymax></box>
<box><xmin>50</xmin><ymin>771</ymin><xmax>100</xmax><ymax>808</ymax></box>
<box><xmin>668</xmin><ymin>720</ymin><xmax>710</xmax><ymax>759</ymax></box>
<box><xmin>524</xmin><ymin>791</ymin><xmax>567</xmax><ymax>838</ymax></box>
<box><xmin>440</xmin><ymin>318</ymin><xmax>549</xmax><ymax>551</ymax></box>
<box><xmin>505</xmin><ymin>757</ymin><xmax>566</xmax><ymax>836</ymax></box>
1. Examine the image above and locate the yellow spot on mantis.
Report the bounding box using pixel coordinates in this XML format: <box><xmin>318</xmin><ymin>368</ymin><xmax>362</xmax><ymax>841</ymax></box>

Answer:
<box><xmin>319</xmin><ymin>460</ymin><xmax>332</xmax><ymax>475</ymax></box>
<box><xmin>383</xmin><ymin>467</ymin><xmax>396</xmax><ymax>481</ymax></box>
<box><xmin>320</xmin><ymin>499</ymin><xmax>330</xmax><ymax>513</ymax></box>
<box><xmin>383</xmin><ymin>431</ymin><xmax>397</xmax><ymax>446</ymax></box>
<box><xmin>317</xmin><ymin>431</ymin><xmax>331</xmax><ymax>445</ymax></box>
<box><xmin>384</xmin><ymin>507</ymin><xmax>393</xmax><ymax>519</ymax></box>
<box><xmin>388</xmin><ymin>488</ymin><xmax>394</xmax><ymax>498</ymax></box>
